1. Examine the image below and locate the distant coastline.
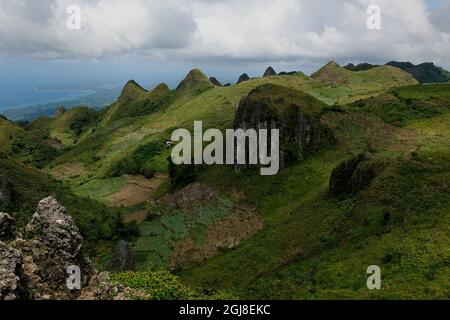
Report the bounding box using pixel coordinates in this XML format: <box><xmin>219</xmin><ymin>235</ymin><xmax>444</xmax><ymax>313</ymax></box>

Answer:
<box><xmin>0</xmin><ymin>86</ymin><xmax>121</xmax><ymax>121</ymax></box>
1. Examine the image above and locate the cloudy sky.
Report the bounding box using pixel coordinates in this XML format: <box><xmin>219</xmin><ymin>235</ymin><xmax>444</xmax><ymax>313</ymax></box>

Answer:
<box><xmin>0</xmin><ymin>0</ymin><xmax>449</xmax><ymax>88</ymax></box>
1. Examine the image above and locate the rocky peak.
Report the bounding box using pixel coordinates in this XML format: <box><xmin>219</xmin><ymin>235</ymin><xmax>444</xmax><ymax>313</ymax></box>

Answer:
<box><xmin>151</xmin><ymin>83</ymin><xmax>170</xmax><ymax>96</ymax></box>
<box><xmin>311</xmin><ymin>61</ymin><xmax>348</xmax><ymax>84</ymax></box>
<box><xmin>118</xmin><ymin>80</ymin><xmax>148</xmax><ymax>104</ymax></box>
<box><xmin>237</xmin><ymin>73</ymin><xmax>250</xmax><ymax>84</ymax></box>
<box><xmin>263</xmin><ymin>66</ymin><xmax>277</xmax><ymax>77</ymax></box>
<box><xmin>0</xmin><ymin>213</ymin><xmax>15</xmax><ymax>242</ymax></box>
<box><xmin>209</xmin><ymin>77</ymin><xmax>222</xmax><ymax>86</ymax></box>
<box><xmin>176</xmin><ymin>69</ymin><xmax>214</xmax><ymax>94</ymax></box>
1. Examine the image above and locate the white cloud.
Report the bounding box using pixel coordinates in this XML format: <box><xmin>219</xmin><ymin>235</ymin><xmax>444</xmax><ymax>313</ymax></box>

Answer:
<box><xmin>0</xmin><ymin>0</ymin><xmax>449</xmax><ymax>68</ymax></box>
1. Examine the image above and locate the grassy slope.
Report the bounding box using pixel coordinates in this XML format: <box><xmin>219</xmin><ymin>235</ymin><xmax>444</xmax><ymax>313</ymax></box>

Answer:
<box><xmin>0</xmin><ymin>156</ymin><xmax>126</xmax><ymax>257</ymax></box>
<box><xmin>38</xmin><ymin>66</ymin><xmax>448</xmax><ymax>299</ymax></box>
<box><xmin>49</xmin><ymin>67</ymin><xmax>417</xmax><ymax>196</ymax></box>
<box><xmin>26</xmin><ymin>106</ymin><xmax>100</xmax><ymax>147</ymax></box>
<box><xmin>310</xmin><ymin>62</ymin><xmax>419</xmax><ymax>105</ymax></box>
<box><xmin>178</xmin><ymin>84</ymin><xmax>449</xmax><ymax>299</ymax></box>
<box><xmin>0</xmin><ymin>117</ymin><xmax>60</xmax><ymax>168</ymax></box>
<box><xmin>0</xmin><ymin>118</ymin><xmax>129</xmax><ymax>260</ymax></box>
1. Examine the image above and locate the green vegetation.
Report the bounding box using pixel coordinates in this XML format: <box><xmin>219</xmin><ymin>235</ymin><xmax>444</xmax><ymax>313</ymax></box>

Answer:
<box><xmin>26</xmin><ymin>107</ymin><xmax>100</xmax><ymax>146</ymax></box>
<box><xmin>168</xmin><ymin>160</ymin><xmax>203</xmax><ymax>190</ymax></box>
<box><xmin>387</xmin><ymin>61</ymin><xmax>450</xmax><ymax>84</ymax></box>
<box><xmin>2</xmin><ymin>63</ymin><xmax>449</xmax><ymax>300</ymax></box>
<box><xmin>134</xmin><ymin>198</ymin><xmax>234</xmax><ymax>269</ymax></box>
<box><xmin>111</xmin><ymin>271</ymin><xmax>235</xmax><ymax>300</ymax></box>
<box><xmin>0</xmin><ymin>156</ymin><xmax>134</xmax><ymax>255</ymax></box>
<box><xmin>108</xmin><ymin>140</ymin><xmax>167</xmax><ymax>178</ymax></box>
<box><xmin>349</xmin><ymin>84</ymin><xmax>450</xmax><ymax>126</ymax></box>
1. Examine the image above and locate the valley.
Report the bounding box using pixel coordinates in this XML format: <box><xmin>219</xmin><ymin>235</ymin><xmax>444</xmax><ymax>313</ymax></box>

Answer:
<box><xmin>1</xmin><ymin>61</ymin><xmax>449</xmax><ymax>300</ymax></box>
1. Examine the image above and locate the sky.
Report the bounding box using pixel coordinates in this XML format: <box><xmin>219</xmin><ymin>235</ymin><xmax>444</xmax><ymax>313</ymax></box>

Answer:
<box><xmin>0</xmin><ymin>0</ymin><xmax>449</xmax><ymax>90</ymax></box>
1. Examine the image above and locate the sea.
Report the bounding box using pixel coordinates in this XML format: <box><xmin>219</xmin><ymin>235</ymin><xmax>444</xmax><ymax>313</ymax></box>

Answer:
<box><xmin>0</xmin><ymin>85</ymin><xmax>95</xmax><ymax>111</ymax></box>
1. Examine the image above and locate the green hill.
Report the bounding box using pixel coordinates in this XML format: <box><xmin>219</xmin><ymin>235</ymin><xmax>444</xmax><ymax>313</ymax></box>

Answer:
<box><xmin>4</xmin><ymin>63</ymin><xmax>448</xmax><ymax>300</ymax></box>
<box><xmin>312</xmin><ymin>61</ymin><xmax>418</xmax><ymax>88</ymax></box>
<box><xmin>179</xmin><ymin>83</ymin><xmax>450</xmax><ymax>299</ymax></box>
<box><xmin>26</xmin><ymin>106</ymin><xmax>100</xmax><ymax>147</ymax></box>
<box><xmin>0</xmin><ymin>117</ymin><xmax>59</xmax><ymax>168</ymax></box>
<box><xmin>102</xmin><ymin>81</ymin><xmax>171</xmax><ymax>124</ymax></box>
<box><xmin>386</xmin><ymin>61</ymin><xmax>450</xmax><ymax>84</ymax></box>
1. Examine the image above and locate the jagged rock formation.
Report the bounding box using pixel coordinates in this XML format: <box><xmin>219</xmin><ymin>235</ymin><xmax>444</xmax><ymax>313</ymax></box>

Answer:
<box><xmin>0</xmin><ymin>196</ymin><xmax>146</xmax><ymax>300</ymax></box>
<box><xmin>329</xmin><ymin>152</ymin><xmax>386</xmax><ymax>198</ymax></box>
<box><xmin>209</xmin><ymin>77</ymin><xmax>222</xmax><ymax>86</ymax></box>
<box><xmin>0</xmin><ymin>241</ymin><xmax>24</xmax><ymax>300</ymax></box>
<box><xmin>106</xmin><ymin>241</ymin><xmax>135</xmax><ymax>272</ymax></box>
<box><xmin>237</xmin><ymin>73</ymin><xmax>250</xmax><ymax>84</ymax></box>
<box><xmin>15</xmin><ymin>196</ymin><xmax>93</xmax><ymax>299</ymax></box>
<box><xmin>0</xmin><ymin>213</ymin><xmax>15</xmax><ymax>241</ymax></box>
<box><xmin>263</xmin><ymin>66</ymin><xmax>277</xmax><ymax>77</ymax></box>
<box><xmin>0</xmin><ymin>176</ymin><xmax>12</xmax><ymax>206</ymax></box>
<box><xmin>234</xmin><ymin>84</ymin><xmax>333</xmax><ymax>170</ymax></box>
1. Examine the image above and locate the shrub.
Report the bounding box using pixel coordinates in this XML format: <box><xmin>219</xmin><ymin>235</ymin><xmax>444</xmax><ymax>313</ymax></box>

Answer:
<box><xmin>168</xmin><ymin>157</ymin><xmax>202</xmax><ymax>190</ymax></box>
<box><xmin>108</xmin><ymin>140</ymin><xmax>165</xmax><ymax>177</ymax></box>
<box><xmin>110</xmin><ymin>271</ymin><xmax>196</xmax><ymax>300</ymax></box>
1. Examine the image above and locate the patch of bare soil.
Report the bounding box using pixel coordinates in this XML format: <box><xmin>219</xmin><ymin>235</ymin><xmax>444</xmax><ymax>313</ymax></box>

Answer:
<box><xmin>44</xmin><ymin>138</ymin><xmax>64</xmax><ymax>150</ymax></box>
<box><xmin>106</xmin><ymin>173</ymin><xmax>167</xmax><ymax>208</ymax></box>
<box><xmin>51</xmin><ymin>163</ymin><xmax>85</xmax><ymax>180</ymax></box>
<box><xmin>170</xmin><ymin>204</ymin><xmax>264</xmax><ymax>270</ymax></box>
<box><xmin>158</xmin><ymin>183</ymin><xmax>219</xmax><ymax>209</ymax></box>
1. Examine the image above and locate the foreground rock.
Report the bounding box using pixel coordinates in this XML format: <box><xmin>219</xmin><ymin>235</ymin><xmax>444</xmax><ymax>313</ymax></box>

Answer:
<box><xmin>0</xmin><ymin>212</ymin><xmax>15</xmax><ymax>241</ymax></box>
<box><xmin>0</xmin><ymin>197</ymin><xmax>143</xmax><ymax>300</ymax></box>
<box><xmin>106</xmin><ymin>241</ymin><xmax>136</xmax><ymax>272</ymax></box>
<box><xmin>0</xmin><ymin>241</ymin><xmax>24</xmax><ymax>300</ymax></box>
<box><xmin>12</xmin><ymin>196</ymin><xmax>93</xmax><ymax>299</ymax></box>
